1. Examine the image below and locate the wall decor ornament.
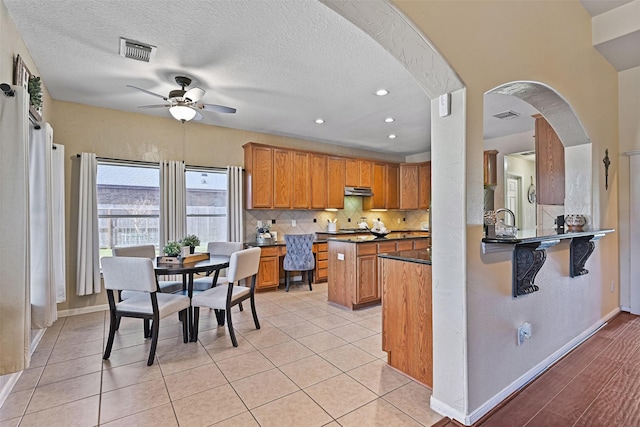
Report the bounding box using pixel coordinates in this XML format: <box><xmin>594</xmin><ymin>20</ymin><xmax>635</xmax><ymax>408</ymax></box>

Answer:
<box><xmin>603</xmin><ymin>149</ymin><xmax>610</xmax><ymax>190</ymax></box>
<box><xmin>13</xmin><ymin>54</ymin><xmax>42</xmax><ymax>122</ymax></box>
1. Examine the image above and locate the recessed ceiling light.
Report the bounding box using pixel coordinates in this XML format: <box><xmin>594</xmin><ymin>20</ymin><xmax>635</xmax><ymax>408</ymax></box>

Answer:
<box><xmin>375</xmin><ymin>89</ymin><xmax>389</xmax><ymax>96</ymax></box>
<box><xmin>385</xmin><ymin>117</ymin><xmax>395</xmax><ymax>123</ymax></box>
<box><xmin>388</xmin><ymin>134</ymin><xmax>397</xmax><ymax>139</ymax></box>
<box><xmin>315</xmin><ymin>118</ymin><xmax>325</xmax><ymax>124</ymax></box>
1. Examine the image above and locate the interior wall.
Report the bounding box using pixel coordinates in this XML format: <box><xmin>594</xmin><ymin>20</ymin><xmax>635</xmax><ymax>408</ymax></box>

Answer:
<box><xmin>51</xmin><ymin>100</ymin><xmax>407</xmax><ymax>311</ymax></box>
<box><xmin>394</xmin><ymin>0</ymin><xmax>619</xmax><ymax>420</ymax></box>
<box><xmin>618</xmin><ymin>66</ymin><xmax>640</xmax><ymax>311</ymax></box>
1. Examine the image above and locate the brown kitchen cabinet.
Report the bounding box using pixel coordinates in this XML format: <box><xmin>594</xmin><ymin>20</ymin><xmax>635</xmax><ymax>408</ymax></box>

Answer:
<box><xmin>256</xmin><ymin>246</ymin><xmax>280</xmax><ymax>290</ymax></box>
<box><xmin>346</xmin><ymin>159</ymin><xmax>374</xmax><ymax>188</ymax></box>
<box><xmin>291</xmin><ymin>151</ymin><xmax>310</xmax><ymax>209</ymax></box>
<box><xmin>310</xmin><ymin>154</ymin><xmax>328</xmax><ymax>209</ymax></box>
<box><xmin>534</xmin><ymin>114</ymin><xmax>565</xmax><ymax>205</ymax></box>
<box><xmin>484</xmin><ymin>150</ymin><xmax>498</xmax><ymax>187</ymax></box>
<box><xmin>244</xmin><ymin>143</ymin><xmax>273</xmax><ymax>209</ymax></box>
<box><xmin>327</xmin><ymin>156</ymin><xmax>345</xmax><ymax>209</ymax></box>
<box><xmin>315</xmin><ymin>242</ymin><xmax>328</xmax><ymax>283</ymax></box>
<box><xmin>419</xmin><ymin>161</ymin><xmax>431</xmax><ymax>209</ymax></box>
<box><xmin>356</xmin><ymin>251</ymin><xmax>379</xmax><ymax>304</ymax></box>
<box><xmin>363</xmin><ymin>162</ymin><xmax>386</xmax><ymax>210</ymax></box>
<box><xmin>400</xmin><ymin>163</ymin><xmax>419</xmax><ymax>210</ymax></box>
<box><xmin>386</xmin><ymin>164</ymin><xmax>400</xmax><ymax>209</ymax></box>
<box><xmin>273</xmin><ymin>148</ymin><xmax>292</xmax><ymax>209</ymax></box>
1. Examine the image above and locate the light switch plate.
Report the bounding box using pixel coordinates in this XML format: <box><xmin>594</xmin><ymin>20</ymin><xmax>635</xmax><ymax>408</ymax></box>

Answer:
<box><xmin>337</xmin><ymin>253</ymin><xmax>344</xmax><ymax>261</ymax></box>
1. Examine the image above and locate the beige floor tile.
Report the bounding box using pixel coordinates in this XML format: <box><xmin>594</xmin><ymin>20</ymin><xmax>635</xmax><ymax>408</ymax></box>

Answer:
<box><xmin>240</xmin><ymin>327</ymin><xmax>292</xmax><ymax>349</ymax></box>
<box><xmin>278</xmin><ymin>320</ymin><xmax>324</xmax><ymax>339</ymax></box>
<box><xmin>297</xmin><ymin>331</ymin><xmax>348</xmax><ymax>353</ymax></box>
<box><xmin>172</xmin><ymin>383</ymin><xmax>246</xmax><ymax>426</ymax></box>
<box><xmin>279</xmin><ymin>355</ymin><xmax>341</xmax><ymax>388</ymax></box>
<box><xmin>11</xmin><ymin>367</ymin><xmax>43</xmax><ymax>393</ymax></box>
<box><xmin>231</xmin><ymin>368</ymin><xmax>299</xmax><ymax>409</ymax></box>
<box><xmin>62</xmin><ymin>311</ymin><xmax>105</xmax><ymax>326</ymax></box>
<box><xmin>253</xmin><ymin>304</ymin><xmax>290</xmax><ymax>317</ymax></box>
<box><xmin>259</xmin><ymin>340</ymin><xmax>314</xmax><ymax>367</ymax></box>
<box><xmin>0</xmin><ymin>389</ymin><xmax>33</xmax><ymax>422</ymax></box>
<box><xmin>319</xmin><ymin>344</ymin><xmax>376</xmax><ymax>372</ymax></box>
<box><xmin>154</xmin><ymin>335</ymin><xmax>194</xmax><ymax>357</ymax></box>
<box><xmin>251</xmin><ymin>390</ymin><xmax>332</xmax><ymax>427</ymax></box>
<box><xmin>101</xmin><ymin>402</ymin><xmax>178</xmax><ymax>427</ymax></box>
<box><xmin>28</xmin><ymin>347</ymin><xmax>53</xmax><ymax>368</ymax></box>
<box><xmin>47</xmin><ymin>338</ymin><xmax>104</xmax><ymax>364</ymax></box>
<box><xmin>355</xmin><ymin>316</ymin><xmax>383</xmax><ymax>333</ymax></box>
<box><xmin>157</xmin><ymin>344</ymin><xmax>213</xmax><ymax>376</ymax></box>
<box><xmin>216</xmin><ymin>350</ymin><xmax>275</xmax><ymax>382</ymax></box>
<box><xmin>347</xmin><ymin>359</ymin><xmax>411</xmax><ymax>395</ymax></box>
<box><xmin>309</xmin><ymin>314</ymin><xmax>353</xmax><ymax>330</ymax></box>
<box><xmin>101</xmin><ymin>360</ymin><xmax>163</xmax><ymax>392</ymax></box>
<box><xmin>19</xmin><ymin>395</ymin><xmax>99</xmax><ymax>427</ymax></box>
<box><xmin>337</xmin><ymin>398</ymin><xmax>423</xmax><ymax>426</ymax></box>
<box><xmin>264</xmin><ymin>312</ymin><xmax>305</xmax><ymax>327</ymax></box>
<box><xmin>99</xmin><ymin>378</ymin><xmax>170</xmax><ymax>424</ymax></box>
<box><xmin>290</xmin><ymin>305</ymin><xmax>330</xmax><ymax>319</ymax></box>
<box><xmin>276</xmin><ymin>299</ymin><xmax>313</xmax><ymax>312</ymax></box>
<box><xmin>203</xmin><ymin>336</ymin><xmax>256</xmax><ymax>362</ymax></box>
<box><xmin>305</xmin><ymin>373</ymin><xmax>377</xmax><ymax>418</ymax></box>
<box><xmin>329</xmin><ymin>323</ymin><xmax>377</xmax><ymax>342</ymax></box>
<box><xmin>25</xmin><ymin>372</ymin><xmax>101</xmax><ymax>414</ymax></box>
<box><xmin>54</xmin><ymin>327</ymin><xmax>104</xmax><ymax>348</ymax></box>
<box><xmin>0</xmin><ymin>417</ymin><xmax>20</xmax><ymax>427</ymax></box>
<box><xmin>384</xmin><ymin>382</ymin><xmax>442</xmax><ymax>426</ymax></box>
<box><xmin>352</xmin><ymin>333</ymin><xmax>387</xmax><ymax>359</ymax></box>
<box><xmin>38</xmin><ymin>354</ymin><xmax>103</xmax><ymax>386</ymax></box>
<box><xmin>102</xmin><ymin>343</ymin><xmax>149</xmax><ymax>368</ymax></box>
<box><xmin>164</xmin><ymin>363</ymin><xmax>227</xmax><ymax>401</ymax></box>
<box><xmin>211</xmin><ymin>411</ymin><xmax>259</xmax><ymax>426</ymax></box>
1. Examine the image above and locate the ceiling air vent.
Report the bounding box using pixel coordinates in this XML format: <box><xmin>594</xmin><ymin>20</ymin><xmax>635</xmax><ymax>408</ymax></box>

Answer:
<box><xmin>119</xmin><ymin>38</ymin><xmax>156</xmax><ymax>62</ymax></box>
<box><xmin>493</xmin><ymin>110</ymin><xmax>521</xmax><ymax>120</ymax></box>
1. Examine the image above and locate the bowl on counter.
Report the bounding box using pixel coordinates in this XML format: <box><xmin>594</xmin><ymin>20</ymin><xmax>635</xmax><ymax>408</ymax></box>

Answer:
<box><xmin>565</xmin><ymin>214</ymin><xmax>587</xmax><ymax>231</ymax></box>
<box><xmin>366</xmin><ymin>227</ymin><xmax>391</xmax><ymax>239</ymax></box>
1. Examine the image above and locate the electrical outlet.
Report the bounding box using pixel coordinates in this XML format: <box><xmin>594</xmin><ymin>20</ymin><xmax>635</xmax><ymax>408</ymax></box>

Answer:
<box><xmin>518</xmin><ymin>322</ymin><xmax>532</xmax><ymax>346</ymax></box>
<box><xmin>337</xmin><ymin>253</ymin><xmax>344</xmax><ymax>261</ymax></box>
<box><xmin>292</xmin><ymin>219</ymin><xmax>296</xmax><ymax>226</ymax></box>
<box><xmin>396</xmin><ymin>218</ymin><xmax>401</xmax><ymax>224</ymax></box>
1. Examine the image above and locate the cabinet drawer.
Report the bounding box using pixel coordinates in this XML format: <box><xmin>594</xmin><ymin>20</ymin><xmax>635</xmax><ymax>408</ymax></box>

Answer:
<box><xmin>317</xmin><ymin>268</ymin><xmax>328</xmax><ymax>280</ymax></box>
<box><xmin>396</xmin><ymin>240</ymin><xmax>414</xmax><ymax>251</ymax></box>
<box><xmin>357</xmin><ymin>243</ymin><xmax>377</xmax><ymax>256</ymax></box>
<box><xmin>317</xmin><ymin>260</ymin><xmax>328</xmax><ymax>270</ymax></box>
<box><xmin>317</xmin><ymin>251</ymin><xmax>328</xmax><ymax>261</ymax></box>
<box><xmin>260</xmin><ymin>246</ymin><xmax>279</xmax><ymax>257</ymax></box>
<box><xmin>316</xmin><ymin>242</ymin><xmax>327</xmax><ymax>252</ymax></box>
<box><xmin>413</xmin><ymin>239</ymin><xmax>430</xmax><ymax>250</ymax></box>
<box><xmin>377</xmin><ymin>241</ymin><xmax>397</xmax><ymax>253</ymax></box>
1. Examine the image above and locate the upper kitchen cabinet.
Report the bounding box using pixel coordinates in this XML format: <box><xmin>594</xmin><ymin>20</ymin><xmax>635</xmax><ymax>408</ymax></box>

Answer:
<box><xmin>291</xmin><ymin>151</ymin><xmax>310</xmax><ymax>209</ymax></box>
<box><xmin>273</xmin><ymin>148</ymin><xmax>293</xmax><ymax>209</ymax></box>
<box><xmin>400</xmin><ymin>162</ymin><xmax>431</xmax><ymax>210</ymax></box>
<box><xmin>386</xmin><ymin>164</ymin><xmax>399</xmax><ymax>210</ymax></box>
<box><xmin>244</xmin><ymin>143</ymin><xmax>273</xmax><ymax>209</ymax></box>
<box><xmin>419</xmin><ymin>161</ymin><xmax>431</xmax><ymax>209</ymax></box>
<box><xmin>534</xmin><ymin>114</ymin><xmax>565</xmax><ymax>205</ymax></box>
<box><xmin>484</xmin><ymin>150</ymin><xmax>498</xmax><ymax>188</ymax></box>
<box><xmin>310</xmin><ymin>154</ymin><xmax>328</xmax><ymax>209</ymax></box>
<box><xmin>363</xmin><ymin>162</ymin><xmax>386</xmax><ymax>210</ymax></box>
<box><xmin>345</xmin><ymin>159</ymin><xmax>374</xmax><ymax>188</ymax></box>
<box><xmin>327</xmin><ymin>156</ymin><xmax>346</xmax><ymax>209</ymax></box>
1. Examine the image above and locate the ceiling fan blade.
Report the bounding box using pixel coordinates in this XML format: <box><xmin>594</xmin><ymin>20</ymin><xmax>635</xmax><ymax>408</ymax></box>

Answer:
<box><xmin>197</xmin><ymin>103</ymin><xmax>237</xmax><ymax>114</ymax></box>
<box><xmin>184</xmin><ymin>87</ymin><xmax>205</xmax><ymax>103</ymax></box>
<box><xmin>192</xmin><ymin>110</ymin><xmax>203</xmax><ymax>121</ymax></box>
<box><xmin>138</xmin><ymin>104</ymin><xmax>171</xmax><ymax>109</ymax></box>
<box><xmin>127</xmin><ymin>85</ymin><xmax>168</xmax><ymax>101</ymax></box>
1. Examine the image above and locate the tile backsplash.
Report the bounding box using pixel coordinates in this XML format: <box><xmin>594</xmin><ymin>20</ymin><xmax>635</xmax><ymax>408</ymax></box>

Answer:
<box><xmin>245</xmin><ymin>196</ymin><xmax>429</xmax><ymax>242</ymax></box>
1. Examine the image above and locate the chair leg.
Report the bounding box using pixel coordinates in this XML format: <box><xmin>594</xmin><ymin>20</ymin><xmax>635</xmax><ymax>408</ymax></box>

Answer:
<box><xmin>115</xmin><ymin>316</ymin><xmax>121</xmax><ymax>331</ymax></box>
<box><xmin>238</xmin><ymin>302</ymin><xmax>244</xmax><ymax>312</ymax></box>
<box><xmin>214</xmin><ymin>309</ymin><xmax>225</xmax><ymax>326</ymax></box>
<box><xmin>285</xmin><ymin>271</ymin><xmax>290</xmax><ymax>292</ymax></box>
<box><xmin>191</xmin><ymin>307</ymin><xmax>200</xmax><ymax>342</ymax></box>
<box><xmin>308</xmin><ymin>270</ymin><xmax>313</xmax><ymax>291</ymax></box>
<box><xmin>143</xmin><ymin>319</ymin><xmax>151</xmax><ymax>339</ymax></box>
<box><xmin>104</xmin><ymin>311</ymin><xmax>118</xmax><ymax>360</ymax></box>
<box><xmin>147</xmin><ymin>315</ymin><xmax>160</xmax><ymax>366</ymax></box>
<box><xmin>250</xmin><ymin>295</ymin><xmax>260</xmax><ymax>330</ymax></box>
<box><xmin>226</xmin><ymin>307</ymin><xmax>238</xmax><ymax>347</ymax></box>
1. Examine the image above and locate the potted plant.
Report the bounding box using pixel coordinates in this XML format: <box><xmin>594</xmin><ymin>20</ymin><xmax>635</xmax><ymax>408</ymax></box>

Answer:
<box><xmin>181</xmin><ymin>234</ymin><xmax>201</xmax><ymax>254</ymax></box>
<box><xmin>163</xmin><ymin>241</ymin><xmax>182</xmax><ymax>257</ymax></box>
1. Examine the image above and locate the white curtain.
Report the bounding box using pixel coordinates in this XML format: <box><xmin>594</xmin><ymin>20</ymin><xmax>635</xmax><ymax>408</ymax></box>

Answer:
<box><xmin>0</xmin><ymin>85</ymin><xmax>31</xmax><ymax>374</ymax></box>
<box><xmin>76</xmin><ymin>153</ymin><xmax>101</xmax><ymax>296</ymax></box>
<box><xmin>160</xmin><ymin>160</ymin><xmax>186</xmax><ymax>246</ymax></box>
<box><xmin>227</xmin><ymin>166</ymin><xmax>244</xmax><ymax>243</ymax></box>
<box><xmin>51</xmin><ymin>143</ymin><xmax>66</xmax><ymax>303</ymax></box>
<box><xmin>29</xmin><ymin>123</ymin><xmax>64</xmax><ymax>328</ymax></box>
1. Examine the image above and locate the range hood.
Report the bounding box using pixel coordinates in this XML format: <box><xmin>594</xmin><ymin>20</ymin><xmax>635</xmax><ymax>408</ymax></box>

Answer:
<box><xmin>344</xmin><ymin>186</ymin><xmax>374</xmax><ymax>197</ymax></box>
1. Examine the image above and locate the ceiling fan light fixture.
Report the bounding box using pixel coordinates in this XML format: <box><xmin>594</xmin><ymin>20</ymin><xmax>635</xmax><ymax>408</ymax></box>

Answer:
<box><xmin>169</xmin><ymin>105</ymin><xmax>197</xmax><ymax>122</ymax></box>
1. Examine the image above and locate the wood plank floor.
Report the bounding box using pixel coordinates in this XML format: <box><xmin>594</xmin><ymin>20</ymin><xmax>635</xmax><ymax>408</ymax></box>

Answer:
<box><xmin>436</xmin><ymin>312</ymin><xmax>640</xmax><ymax>427</ymax></box>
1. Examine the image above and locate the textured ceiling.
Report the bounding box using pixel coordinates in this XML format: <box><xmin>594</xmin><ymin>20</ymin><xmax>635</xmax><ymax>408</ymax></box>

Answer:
<box><xmin>5</xmin><ymin>0</ymin><xmax>600</xmax><ymax>156</ymax></box>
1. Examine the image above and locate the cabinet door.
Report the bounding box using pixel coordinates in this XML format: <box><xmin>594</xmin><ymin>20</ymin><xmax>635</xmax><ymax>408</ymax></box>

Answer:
<box><xmin>292</xmin><ymin>151</ymin><xmax>310</xmax><ymax>209</ymax></box>
<box><xmin>400</xmin><ymin>164</ymin><xmax>419</xmax><ymax>210</ymax></box>
<box><xmin>247</xmin><ymin>145</ymin><xmax>273</xmax><ymax>209</ymax></box>
<box><xmin>534</xmin><ymin>115</ymin><xmax>565</xmax><ymax>205</ymax></box>
<box><xmin>257</xmin><ymin>256</ymin><xmax>279</xmax><ymax>290</ymax></box>
<box><xmin>484</xmin><ymin>150</ymin><xmax>498</xmax><ymax>187</ymax></box>
<box><xmin>327</xmin><ymin>156</ymin><xmax>345</xmax><ymax>209</ymax></box>
<box><xmin>273</xmin><ymin>148</ymin><xmax>292</xmax><ymax>209</ymax></box>
<box><xmin>345</xmin><ymin>158</ymin><xmax>359</xmax><ymax>187</ymax></box>
<box><xmin>310</xmin><ymin>154</ymin><xmax>327</xmax><ymax>209</ymax></box>
<box><xmin>419</xmin><ymin>161</ymin><xmax>431</xmax><ymax>210</ymax></box>
<box><xmin>363</xmin><ymin>163</ymin><xmax>386</xmax><ymax>210</ymax></box>
<box><xmin>359</xmin><ymin>160</ymin><xmax>374</xmax><ymax>188</ymax></box>
<box><xmin>386</xmin><ymin>164</ymin><xmax>399</xmax><ymax>209</ymax></box>
<box><xmin>356</xmin><ymin>253</ymin><xmax>378</xmax><ymax>304</ymax></box>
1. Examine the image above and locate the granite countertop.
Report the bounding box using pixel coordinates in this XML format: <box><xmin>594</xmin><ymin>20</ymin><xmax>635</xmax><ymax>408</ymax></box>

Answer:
<box><xmin>316</xmin><ymin>228</ymin><xmax>426</xmax><ymax>235</ymax></box>
<box><xmin>481</xmin><ymin>227</ymin><xmax>615</xmax><ymax>244</ymax></box>
<box><xmin>327</xmin><ymin>232</ymin><xmax>430</xmax><ymax>243</ymax></box>
<box><xmin>378</xmin><ymin>249</ymin><xmax>432</xmax><ymax>265</ymax></box>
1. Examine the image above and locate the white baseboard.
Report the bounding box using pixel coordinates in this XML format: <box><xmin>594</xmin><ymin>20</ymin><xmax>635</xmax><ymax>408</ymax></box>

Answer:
<box><xmin>57</xmin><ymin>304</ymin><xmax>109</xmax><ymax>318</ymax></box>
<box><xmin>430</xmin><ymin>306</ymin><xmax>621</xmax><ymax>426</ymax></box>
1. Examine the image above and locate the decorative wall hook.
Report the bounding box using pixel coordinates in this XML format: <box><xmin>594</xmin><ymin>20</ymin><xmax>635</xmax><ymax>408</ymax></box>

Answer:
<box><xmin>603</xmin><ymin>149</ymin><xmax>611</xmax><ymax>190</ymax></box>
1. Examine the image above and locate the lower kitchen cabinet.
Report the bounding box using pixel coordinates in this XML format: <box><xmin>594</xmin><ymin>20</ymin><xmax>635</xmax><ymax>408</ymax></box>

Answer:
<box><xmin>256</xmin><ymin>246</ymin><xmax>280</xmax><ymax>290</ymax></box>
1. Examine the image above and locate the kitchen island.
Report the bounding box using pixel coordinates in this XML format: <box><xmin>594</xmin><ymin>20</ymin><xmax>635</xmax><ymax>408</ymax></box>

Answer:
<box><xmin>379</xmin><ymin>249</ymin><xmax>432</xmax><ymax>387</ymax></box>
<box><xmin>327</xmin><ymin>233</ymin><xmax>430</xmax><ymax>309</ymax></box>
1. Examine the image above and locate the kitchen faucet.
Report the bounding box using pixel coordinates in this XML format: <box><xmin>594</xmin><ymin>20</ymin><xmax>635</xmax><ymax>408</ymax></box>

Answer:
<box><xmin>495</xmin><ymin>208</ymin><xmax>516</xmax><ymax>227</ymax></box>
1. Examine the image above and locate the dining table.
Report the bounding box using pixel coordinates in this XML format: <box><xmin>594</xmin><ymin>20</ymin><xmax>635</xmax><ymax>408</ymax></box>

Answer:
<box><xmin>153</xmin><ymin>255</ymin><xmax>230</xmax><ymax>341</ymax></box>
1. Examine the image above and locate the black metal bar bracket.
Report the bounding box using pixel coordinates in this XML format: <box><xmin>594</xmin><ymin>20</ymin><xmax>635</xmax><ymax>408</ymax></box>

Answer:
<box><xmin>570</xmin><ymin>233</ymin><xmax>605</xmax><ymax>277</ymax></box>
<box><xmin>513</xmin><ymin>239</ymin><xmax>560</xmax><ymax>297</ymax></box>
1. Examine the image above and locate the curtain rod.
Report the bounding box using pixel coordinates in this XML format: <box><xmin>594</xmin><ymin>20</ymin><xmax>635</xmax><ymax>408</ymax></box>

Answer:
<box><xmin>75</xmin><ymin>154</ymin><xmax>237</xmax><ymax>171</ymax></box>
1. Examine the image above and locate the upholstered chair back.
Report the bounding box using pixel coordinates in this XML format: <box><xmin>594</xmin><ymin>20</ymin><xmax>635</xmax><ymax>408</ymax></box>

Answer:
<box><xmin>283</xmin><ymin>234</ymin><xmax>315</xmax><ymax>271</ymax></box>
<box><xmin>101</xmin><ymin>257</ymin><xmax>157</xmax><ymax>292</ymax></box>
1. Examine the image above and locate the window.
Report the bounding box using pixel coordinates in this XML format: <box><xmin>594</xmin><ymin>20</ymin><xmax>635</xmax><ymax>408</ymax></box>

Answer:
<box><xmin>185</xmin><ymin>168</ymin><xmax>228</xmax><ymax>250</ymax></box>
<box><xmin>97</xmin><ymin>163</ymin><xmax>160</xmax><ymax>257</ymax></box>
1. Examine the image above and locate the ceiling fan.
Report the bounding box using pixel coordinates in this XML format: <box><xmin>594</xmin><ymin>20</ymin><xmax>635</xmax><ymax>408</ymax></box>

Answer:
<box><xmin>127</xmin><ymin>76</ymin><xmax>236</xmax><ymax>123</ymax></box>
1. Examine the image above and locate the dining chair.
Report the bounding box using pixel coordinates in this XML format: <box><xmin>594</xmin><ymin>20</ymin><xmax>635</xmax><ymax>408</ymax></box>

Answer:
<box><xmin>191</xmin><ymin>247</ymin><xmax>261</xmax><ymax>346</ymax></box>
<box><xmin>283</xmin><ymin>233</ymin><xmax>315</xmax><ymax>292</ymax></box>
<box><xmin>101</xmin><ymin>256</ymin><xmax>191</xmax><ymax>366</ymax></box>
<box><xmin>192</xmin><ymin>241</ymin><xmax>244</xmax><ymax>291</ymax></box>
<box><xmin>112</xmin><ymin>245</ymin><xmax>183</xmax><ymax>296</ymax></box>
